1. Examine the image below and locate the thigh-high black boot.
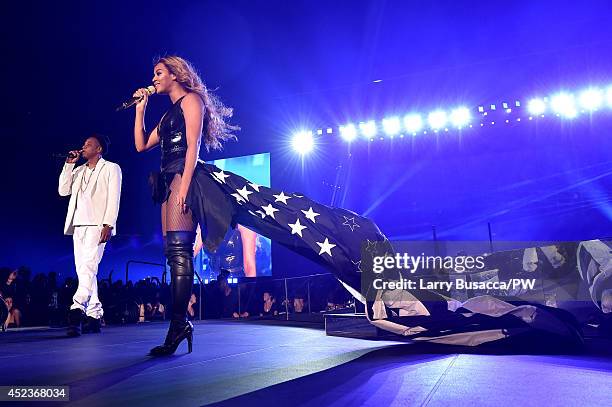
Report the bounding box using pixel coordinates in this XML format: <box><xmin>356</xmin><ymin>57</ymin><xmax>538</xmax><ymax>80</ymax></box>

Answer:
<box><xmin>149</xmin><ymin>231</ymin><xmax>195</xmax><ymax>356</ymax></box>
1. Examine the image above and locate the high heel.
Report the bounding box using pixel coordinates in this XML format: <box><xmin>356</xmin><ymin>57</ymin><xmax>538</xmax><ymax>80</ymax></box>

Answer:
<box><xmin>149</xmin><ymin>320</ymin><xmax>194</xmax><ymax>356</ymax></box>
<box><xmin>149</xmin><ymin>231</ymin><xmax>196</xmax><ymax>356</ymax></box>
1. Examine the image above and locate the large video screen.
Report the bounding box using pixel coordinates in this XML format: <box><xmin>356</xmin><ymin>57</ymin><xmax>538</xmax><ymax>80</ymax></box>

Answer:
<box><xmin>194</xmin><ymin>152</ymin><xmax>272</xmax><ymax>280</ymax></box>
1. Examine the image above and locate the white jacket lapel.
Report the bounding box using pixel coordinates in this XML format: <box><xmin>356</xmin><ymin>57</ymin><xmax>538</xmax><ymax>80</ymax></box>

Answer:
<box><xmin>91</xmin><ymin>158</ymin><xmax>107</xmax><ymax>191</ymax></box>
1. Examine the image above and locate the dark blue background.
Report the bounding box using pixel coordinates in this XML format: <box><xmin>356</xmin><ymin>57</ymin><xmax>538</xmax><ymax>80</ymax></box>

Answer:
<box><xmin>1</xmin><ymin>0</ymin><xmax>610</xmax><ymax>281</ymax></box>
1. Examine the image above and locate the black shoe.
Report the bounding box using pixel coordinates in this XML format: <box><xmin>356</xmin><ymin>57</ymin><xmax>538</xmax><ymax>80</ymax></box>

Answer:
<box><xmin>149</xmin><ymin>320</ymin><xmax>194</xmax><ymax>356</ymax></box>
<box><xmin>82</xmin><ymin>316</ymin><xmax>101</xmax><ymax>334</ymax></box>
<box><xmin>67</xmin><ymin>309</ymin><xmax>84</xmax><ymax>337</ymax></box>
<box><xmin>149</xmin><ymin>231</ymin><xmax>196</xmax><ymax>357</ymax></box>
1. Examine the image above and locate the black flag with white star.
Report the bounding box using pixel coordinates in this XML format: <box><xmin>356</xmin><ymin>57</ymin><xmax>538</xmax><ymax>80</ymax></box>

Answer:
<box><xmin>184</xmin><ymin>160</ymin><xmax>584</xmax><ymax>347</ymax></box>
<box><xmin>188</xmin><ymin>161</ymin><xmax>388</xmax><ymax>291</ymax></box>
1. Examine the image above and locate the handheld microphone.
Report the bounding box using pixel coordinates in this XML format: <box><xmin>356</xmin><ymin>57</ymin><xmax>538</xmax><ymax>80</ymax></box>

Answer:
<box><xmin>115</xmin><ymin>85</ymin><xmax>156</xmax><ymax>111</ymax></box>
<box><xmin>51</xmin><ymin>150</ymin><xmax>83</xmax><ymax>159</ymax></box>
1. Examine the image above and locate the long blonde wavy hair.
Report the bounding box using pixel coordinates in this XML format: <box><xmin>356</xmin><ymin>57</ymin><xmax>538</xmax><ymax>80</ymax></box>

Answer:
<box><xmin>155</xmin><ymin>55</ymin><xmax>239</xmax><ymax>150</ymax></box>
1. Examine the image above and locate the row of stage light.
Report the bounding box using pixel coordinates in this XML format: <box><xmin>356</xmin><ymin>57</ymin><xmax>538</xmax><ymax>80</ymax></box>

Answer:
<box><xmin>290</xmin><ymin>85</ymin><xmax>612</xmax><ymax>154</ymax></box>
<box><xmin>201</xmin><ymin>277</ymin><xmax>238</xmax><ymax>284</ymax></box>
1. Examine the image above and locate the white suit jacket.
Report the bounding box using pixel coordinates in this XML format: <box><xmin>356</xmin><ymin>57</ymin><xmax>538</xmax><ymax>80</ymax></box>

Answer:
<box><xmin>58</xmin><ymin>157</ymin><xmax>122</xmax><ymax>236</ymax></box>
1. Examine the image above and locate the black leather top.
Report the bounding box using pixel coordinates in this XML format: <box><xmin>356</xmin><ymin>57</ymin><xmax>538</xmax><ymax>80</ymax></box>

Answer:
<box><xmin>159</xmin><ymin>95</ymin><xmax>187</xmax><ymax>170</ymax></box>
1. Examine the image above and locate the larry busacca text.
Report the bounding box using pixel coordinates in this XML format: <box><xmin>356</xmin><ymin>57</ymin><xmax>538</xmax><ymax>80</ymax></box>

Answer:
<box><xmin>371</xmin><ymin>277</ymin><xmax>537</xmax><ymax>292</ymax></box>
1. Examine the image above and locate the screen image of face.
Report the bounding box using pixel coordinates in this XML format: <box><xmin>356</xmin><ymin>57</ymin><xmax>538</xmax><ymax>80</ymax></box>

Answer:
<box><xmin>196</xmin><ymin>153</ymin><xmax>272</xmax><ymax>280</ymax></box>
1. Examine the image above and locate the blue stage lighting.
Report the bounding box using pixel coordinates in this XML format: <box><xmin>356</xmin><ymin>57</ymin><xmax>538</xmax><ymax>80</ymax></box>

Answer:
<box><xmin>382</xmin><ymin>117</ymin><xmax>401</xmax><ymax>136</ymax></box>
<box><xmin>449</xmin><ymin>107</ymin><xmax>471</xmax><ymax>128</ymax></box>
<box><xmin>606</xmin><ymin>86</ymin><xmax>612</xmax><ymax>108</ymax></box>
<box><xmin>359</xmin><ymin>121</ymin><xmax>377</xmax><ymax>138</ymax></box>
<box><xmin>527</xmin><ymin>98</ymin><xmax>546</xmax><ymax>115</ymax></box>
<box><xmin>579</xmin><ymin>88</ymin><xmax>604</xmax><ymax>111</ymax></box>
<box><xmin>404</xmin><ymin>114</ymin><xmax>423</xmax><ymax>133</ymax></box>
<box><xmin>291</xmin><ymin>130</ymin><xmax>314</xmax><ymax>154</ymax></box>
<box><xmin>427</xmin><ymin>110</ymin><xmax>447</xmax><ymax>130</ymax></box>
<box><xmin>339</xmin><ymin>124</ymin><xmax>357</xmax><ymax>142</ymax></box>
<box><xmin>550</xmin><ymin>92</ymin><xmax>577</xmax><ymax>118</ymax></box>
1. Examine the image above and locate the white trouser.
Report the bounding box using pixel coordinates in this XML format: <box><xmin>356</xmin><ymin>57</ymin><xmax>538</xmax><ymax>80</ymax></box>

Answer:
<box><xmin>71</xmin><ymin>226</ymin><xmax>106</xmax><ymax>319</ymax></box>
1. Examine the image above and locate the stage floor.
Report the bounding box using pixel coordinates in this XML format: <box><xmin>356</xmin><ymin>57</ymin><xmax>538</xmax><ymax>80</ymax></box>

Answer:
<box><xmin>1</xmin><ymin>321</ymin><xmax>611</xmax><ymax>406</ymax></box>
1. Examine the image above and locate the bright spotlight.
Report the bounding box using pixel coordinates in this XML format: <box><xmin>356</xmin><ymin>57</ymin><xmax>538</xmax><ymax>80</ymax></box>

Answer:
<box><xmin>382</xmin><ymin>117</ymin><xmax>401</xmax><ymax>136</ymax></box>
<box><xmin>291</xmin><ymin>130</ymin><xmax>314</xmax><ymax>154</ymax></box>
<box><xmin>339</xmin><ymin>124</ymin><xmax>357</xmax><ymax>142</ymax></box>
<box><xmin>359</xmin><ymin>121</ymin><xmax>377</xmax><ymax>138</ymax></box>
<box><xmin>550</xmin><ymin>92</ymin><xmax>577</xmax><ymax>118</ymax></box>
<box><xmin>404</xmin><ymin>114</ymin><xmax>423</xmax><ymax>133</ymax></box>
<box><xmin>579</xmin><ymin>88</ymin><xmax>604</xmax><ymax>111</ymax></box>
<box><xmin>449</xmin><ymin>107</ymin><xmax>471</xmax><ymax>128</ymax></box>
<box><xmin>606</xmin><ymin>86</ymin><xmax>612</xmax><ymax>108</ymax></box>
<box><xmin>427</xmin><ymin>110</ymin><xmax>447</xmax><ymax>130</ymax></box>
<box><xmin>527</xmin><ymin>98</ymin><xmax>546</xmax><ymax>115</ymax></box>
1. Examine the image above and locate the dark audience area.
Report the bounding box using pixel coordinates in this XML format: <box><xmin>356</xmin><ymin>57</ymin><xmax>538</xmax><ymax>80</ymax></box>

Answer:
<box><xmin>1</xmin><ymin>266</ymin><xmax>354</xmax><ymax>331</ymax></box>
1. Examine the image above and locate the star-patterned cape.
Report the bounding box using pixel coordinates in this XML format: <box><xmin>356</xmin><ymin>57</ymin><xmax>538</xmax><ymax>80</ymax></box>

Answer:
<box><xmin>184</xmin><ymin>160</ymin><xmax>387</xmax><ymax>292</ymax></box>
<box><xmin>179</xmin><ymin>159</ymin><xmax>583</xmax><ymax>348</ymax></box>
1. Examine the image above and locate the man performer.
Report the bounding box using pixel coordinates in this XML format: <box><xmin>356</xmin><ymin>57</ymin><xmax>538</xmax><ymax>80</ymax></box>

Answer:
<box><xmin>58</xmin><ymin>134</ymin><xmax>122</xmax><ymax>337</ymax></box>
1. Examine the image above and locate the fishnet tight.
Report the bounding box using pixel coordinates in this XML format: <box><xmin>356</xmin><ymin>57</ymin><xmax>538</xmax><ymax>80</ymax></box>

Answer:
<box><xmin>161</xmin><ymin>173</ymin><xmax>196</xmax><ymax>236</ymax></box>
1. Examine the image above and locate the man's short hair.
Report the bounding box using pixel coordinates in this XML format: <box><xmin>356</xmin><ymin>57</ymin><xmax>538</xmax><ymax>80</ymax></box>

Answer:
<box><xmin>89</xmin><ymin>133</ymin><xmax>111</xmax><ymax>155</ymax></box>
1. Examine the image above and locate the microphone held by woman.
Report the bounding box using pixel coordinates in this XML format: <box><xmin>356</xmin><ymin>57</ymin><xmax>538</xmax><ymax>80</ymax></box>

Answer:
<box><xmin>116</xmin><ymin>85</ymin><xmax>156</xmax><ymax>111</ymax></box>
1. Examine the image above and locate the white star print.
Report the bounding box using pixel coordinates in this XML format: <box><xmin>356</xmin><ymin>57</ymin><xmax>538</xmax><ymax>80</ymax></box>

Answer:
<box><xmin>365</xmin><ymin>239</ymin><xmax>377</xmax><ymax>252</ymax></box>
<box><xmin>261</xmin><ymin>204</ymin><xmax>279</xmax><ymax>219</ymax></box>
<box><xmin>231</xmin><ymin>193</ymin><xmax>245</xmax><ymax>204</ymax></box>
<box><xmin>316</xmin><ymin>238</ymin><xmax>336</xmax><ymax>257</ymax></box>
<box><xmin>293</xmin><ymin>193</ymin><xmax>304</xmax><ymax>198</ymax></box>
<box><xmin>273</xmin><ymin>191</ymin><xmax>292</xmax><ymax>205</ymax></box>
<box><xmin>249</xmin><ymin>182</ymin><xmax>261</xmax><ymax>192</ymax></box>
<box><xmin>351</xmin><ymin>259</ymin><xmax>363</xmax><ymax>272</ymax></box>
<box><xmin>213</xmin><ymin>170</ymin><xmax>230</xmax><ymax>184</ymax></box>
<box><xmin>288</xmin><ymin>218</ymin><xmax>307</xmax><ymax>237</ymax></box>
<box><xmin>301</xmin><ymin>207</ymin><xmax>320</xmax><ymax>223</ymax></box>
<box><xmin>237</xmin><ymin>186</ymin><xmax>253</xmax><ymax>201</ymax></box>
<box><xmin>342</xmin><ymin>216</ymin><xmax>360</xmax><ymax>232</ymax></box>
<box><xmin>255</xmin><ymin>210</ymin><xmax>266</xmax><ymax>219</ymax></box>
